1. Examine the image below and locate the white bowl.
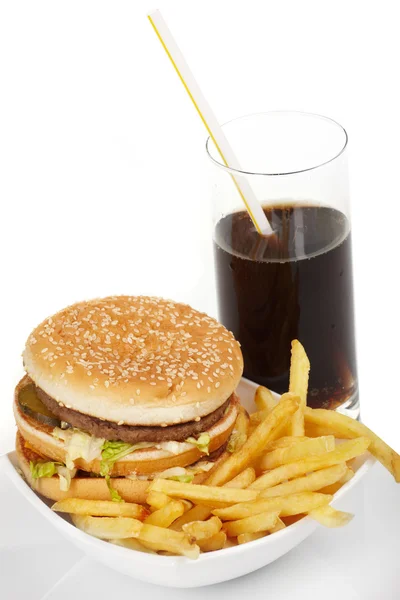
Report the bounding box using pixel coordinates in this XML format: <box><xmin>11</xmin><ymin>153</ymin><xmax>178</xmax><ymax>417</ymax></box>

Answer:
<box><xmin>2</xmin><ymin>378</ymin><xmax>374</xmax><ymax>588</ymax></box>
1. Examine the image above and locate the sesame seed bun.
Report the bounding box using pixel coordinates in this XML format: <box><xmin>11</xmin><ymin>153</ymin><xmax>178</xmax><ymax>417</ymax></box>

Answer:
<box><xmin>14</xmin><ymin>393</ymin><xmax>238</xmax><ymax>476</ymax></box>
<box><xmin>23</xmin><ymin>296</ymin><xmax>243</xmax><ymax>426</ymax></box>
<box><xmin>16</xmin><ymin>433</ymin><xmax>225</xmax><ymax>504</ymax></box>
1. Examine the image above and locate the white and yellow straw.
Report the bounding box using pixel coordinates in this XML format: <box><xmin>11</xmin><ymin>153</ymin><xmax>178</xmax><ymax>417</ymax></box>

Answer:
<box><xmin>148</xmin><ymin>10</ymin><xmax>273</xmax><ymax>236</ymax></box>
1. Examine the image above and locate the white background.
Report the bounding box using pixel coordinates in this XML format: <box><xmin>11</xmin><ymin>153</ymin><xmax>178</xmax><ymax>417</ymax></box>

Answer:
<box><xmin>0</xmin><ymin>0</ymin><xmax>399</xmax><ymax>596</ymax></box>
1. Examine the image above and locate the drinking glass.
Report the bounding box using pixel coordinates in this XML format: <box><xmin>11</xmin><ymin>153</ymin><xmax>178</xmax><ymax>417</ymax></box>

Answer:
<box><xmin>207</xmin><ymin>111</ymin><xmax>359</xmax><ymax>417</ymax></box>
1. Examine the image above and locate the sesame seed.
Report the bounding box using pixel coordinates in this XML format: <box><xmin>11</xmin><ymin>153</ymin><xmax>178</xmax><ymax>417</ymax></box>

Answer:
<box><xmin>207</xmin><ymin>386</ymin><xmax>211</xmax><ymax>393</ymax></box>
<box><xmin>215</xmin><ymin>382</ymin><xmax>220</xmax><ymax>388</ymax></box>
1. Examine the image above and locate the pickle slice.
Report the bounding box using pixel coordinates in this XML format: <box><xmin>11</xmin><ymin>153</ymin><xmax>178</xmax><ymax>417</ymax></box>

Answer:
<box><xmin>18</xmin><ymin>383</ymin><xmax>61</xmax><ymax>428</ymax></box>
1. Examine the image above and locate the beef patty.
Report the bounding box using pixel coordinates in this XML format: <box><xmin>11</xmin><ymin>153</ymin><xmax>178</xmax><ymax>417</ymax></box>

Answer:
<box><xmin>35</xmin><ymin>385</ymin><xmax>233</xmax><ymax>444</ymax></box>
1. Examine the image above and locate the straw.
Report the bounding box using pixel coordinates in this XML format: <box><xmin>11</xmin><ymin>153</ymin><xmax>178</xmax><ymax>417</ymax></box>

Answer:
<box><xmin>148</xmin><ymin>10</ymin><xmax>274</xmax><ymax>236</ymax></box>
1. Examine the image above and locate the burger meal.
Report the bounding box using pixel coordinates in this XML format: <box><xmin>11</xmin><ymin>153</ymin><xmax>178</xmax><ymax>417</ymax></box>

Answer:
<box><xmin>14</xmin><ymin>296</ymin><xmax>243</xmax><ymax>503</ymax></box>
<box><xmin>13</xmin><ymin>296</ymin><xmax>400</xmax><ymax>559</ymax></box>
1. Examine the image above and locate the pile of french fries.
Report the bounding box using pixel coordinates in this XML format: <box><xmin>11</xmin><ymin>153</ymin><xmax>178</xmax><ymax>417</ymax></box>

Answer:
<box><xmin>52</xmin><ymin>341</ymin><xmax>400</xmax><ymax>559</ymax></box>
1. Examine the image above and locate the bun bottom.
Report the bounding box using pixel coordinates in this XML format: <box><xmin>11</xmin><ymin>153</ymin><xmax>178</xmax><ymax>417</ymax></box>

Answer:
<box><xmin>15</xmin><ymin>433</ymin><xmax>227</xmax><ymax>504</ymax></box>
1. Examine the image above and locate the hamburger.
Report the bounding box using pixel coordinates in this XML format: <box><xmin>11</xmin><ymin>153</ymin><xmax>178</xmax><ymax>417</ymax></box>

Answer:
<box><xmin>14</xmin><ymin>296</ymin><xmax>243</xmax><ymax>503</ymax></box>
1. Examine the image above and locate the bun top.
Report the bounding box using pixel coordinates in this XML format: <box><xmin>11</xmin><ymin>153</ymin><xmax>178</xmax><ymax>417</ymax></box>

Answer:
<box><xmin>23</xmin><ymin>296</ymin><xmax>243</xmax><ymax>426</ymax></box>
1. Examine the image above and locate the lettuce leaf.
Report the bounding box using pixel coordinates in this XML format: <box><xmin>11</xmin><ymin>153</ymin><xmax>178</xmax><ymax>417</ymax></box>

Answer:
<box><xmin>105</xmin><ymin>475</ymin><xmax>124</xmax><ymax>502</ymax></box>
<box><xmin>56</xmin><ymin>465</ymin><xmax>77</xmax><ymax>491</ymax></box>
<box><xmin>53</xmin><ymin>428</ymin><xmax>105</xmax><ymax>469</ymax></box>
<box><xmin>154</xmin><ymin>467</ymin><xmax>194</xmax><ymax>483</ymax></box>
<box><xmin>169</xmin><ymin>474</ymin><xmax>194</xmax><ymax>483</ymax></box>
<box><xmin>185</xmin><ymin>432</ymin><xmax>211</xmax><ymax>455</ymax></box>
<box><xmin>29</xmin><ymin>459</ymin><xmax>76</xmax><ymax>491</ymax></box>
<box><xmin>158</xmin><ymin>441</ymin><xmax>185</xmax><ymax>455</ymax></box>
<box><xmin>187</xmin><ymin>461</ymin><xmax>214</xmax><ymax>473</ymax></box>
<box><xmin>30</xmin><ymin>461</ymin><xmax>58</xmax><ymax>479</ymax></box>
<box><xmin>100</xmin><ymin>441</ymin><xmax>153</xmax><ymax>476</ymax></box>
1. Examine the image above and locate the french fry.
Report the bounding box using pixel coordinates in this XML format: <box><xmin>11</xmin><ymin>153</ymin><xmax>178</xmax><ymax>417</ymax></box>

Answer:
<box><xmin>289</xmin><ymin>340</ymin><xmax>310</xmax><ymax>436</ymax></box>
<box><xmin>237</xmin><ymin>531</ymin><xmax>266</xmax><ymax>544</ymax></box>
<box><xmin>170</xmin><ymin>504</ymin><xmax>212</xmax><ymax>531</ymax></box>
<box><xmin>197</xmin><ymin>531</ymin><xmax>227</xmax><ymax>552</ymax></box>
<box><xmin>281</xmin><ymin>515</ymin><xmax>303</xmax><ymax>527</ymax></box>
<box><xmin>180</xmin><ymin>499</ymin><xmax>193</xmax><ymax>512</ymax></box>
<box><xmin>148</xmin><ymin>479</ymin><xmax>259</xmax><ymax>506</ymax></box>
<box><xmin>260</xmin><ymin>463</ymin><xmax>348</xmax><ymax>498</ymax></box>
<box><xmin>170</xmin><ymin>468</ymin><xmax>256</xmax><ymax>531</ymax></box>
<box><xmin>259</xmin><ymin>436</ymin><xmax>335</xmax><ymax>471</ymax></box>
<box><xmin>304</xmin><ymin>423</ymin><xmax>330</xmax><ymax>438</ymax></box>
<box><xmin>224</xmin><ymin>467</ymin><xmax>256</xmax><ymax>489</ymax></box>
<box><xmin>309</xmin><ymin>504</ymin><xmax>354</xmax><ymax>527</ymax></box>
<box><xmin>138</xmin><ymin>524</ymin><xmax>200</xmax><ymax>559</ymax></box>
<box><xmin>269</xmin><ymin>517</ymin><xmax>286</xmax><ymax>533</ymax></box>
<box><xmin>146</xmin><ymin>491</ymin><xmax>171</xmax><ymax>511</ymax></box>
<box><xmin>144</xmin><ymin>499</ymin><xmax>185</xmax><ymax>527</ymax></box>
<box><xmin>223</xmin><ymin>538</ymin><xmax>238</xmax><ymax>549</ymax></box>
<box><xmin>255</xmin><ymin>386</ymin><xmax>277</xmax><ymax>412</ymax></box>
<box><xmin>224</xmin><ymin>510</ymin><xmax>280</xmax><ymax>537</ymax></box>
<box><xmin>249</xmin><ymin>409</ymin><xmax>269</xmax><ymax>426</ymax></box>
<box><xmin>214</xmin><ymin>492</ymin><xmax>331</xmax><ymax>521</ymax></box>
<box><xmin>236</xmin><ymin>409</ymin><xmax>250</xmax><ymax>438</ymax></box>
<box><xmin>110</xmin><ymin>538</ymin><xmax>157</xmax><ymax>554</ymax></box>
<box><xmin>250</xmin><ymin>405</ymin><xmax>302</xmax><ymax>429</ymax></box>
<box><xmin>304</xmin><ymin>407</ymin><xmax>400</xmax><ymax>482</ymax></box>
<box><xmin>280</xmin><ymin>492</ymin><xmax>332</xmax><ymax>516</ymax></box>
<box><xmin>213</xmin><ymin>497</ymin><xmax>283</xmax><ymax>520</ymax></box>
<box><xmin>319</xmin><ymin>467</ymin><xmax>354</xmax><ymax>495</ymax></box>
<box><xmin>206</xmin><ymin>394</ymin><xmax>300</xmax><ymax>487</ymax></box>
<box><xmin>264</xmin><ymin>436</ymin><xmax>310</xmax><ymax>452</ymax></box>
<box><xmin>182</xmin><ymin>516</ymin><xmax>222</xmax><ymax>540</ymax></box>
<box><xmin>52</xmin><ymin>498</ymin><xmax>149</xmax><ymax>520</ymax></box>
<box><xmin>72</xmin><ymin>515</ymin><xmax>142</xmax><ymax>539</ymax></box>
<box><xmin>248</xmin><ymin>421</ymin><xmax>258</xmax><ymax>436</ymax></box>
<box><xmin>250</xmin><ymin>437</ymin><xmax>370</xmax><ymax>490</ymax></box>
